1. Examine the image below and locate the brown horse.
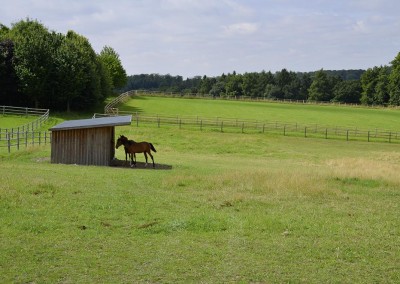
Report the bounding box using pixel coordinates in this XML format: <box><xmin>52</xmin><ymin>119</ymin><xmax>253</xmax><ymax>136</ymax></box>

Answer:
<box><xmin>116</xmin><ymin>135</ymin><xmax>157</xmax><ymax>168</ymax></box>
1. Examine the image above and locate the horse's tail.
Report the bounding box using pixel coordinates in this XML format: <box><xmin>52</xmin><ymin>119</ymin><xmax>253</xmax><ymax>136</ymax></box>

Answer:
<box><xmin>149</xmin><ymin>143</ymin><xmax>157</xmax><ymax>152</ymax></box>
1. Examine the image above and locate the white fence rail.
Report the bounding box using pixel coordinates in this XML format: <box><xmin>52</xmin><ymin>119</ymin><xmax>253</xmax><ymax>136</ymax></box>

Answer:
<box><xmin>0</xmin><ymin>106</ymin><xmax>50</xmax><ymax>153</ymax></box>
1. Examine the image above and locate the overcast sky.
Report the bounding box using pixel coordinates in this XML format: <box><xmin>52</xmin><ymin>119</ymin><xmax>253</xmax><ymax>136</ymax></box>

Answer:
<box><xmin>2</xmin><ymin>0</ymin><xmax>400</xmax><ymax>78</ymax></box>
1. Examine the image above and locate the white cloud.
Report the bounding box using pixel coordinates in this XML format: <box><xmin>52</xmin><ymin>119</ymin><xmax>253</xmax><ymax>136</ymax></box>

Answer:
<box><xmin>353</xmin><ymin>20</ymin><xmax>367</xmax><ymax>33</ymax></box>
<box><xmin>1</xmin><ymin>0</ymin><xmax>400</xmax><ymax>77</ymax></box>
<box><xmin>223</xmin><ymin>22</ymin><xmax>258</xmax><ymax>36</ymax></box>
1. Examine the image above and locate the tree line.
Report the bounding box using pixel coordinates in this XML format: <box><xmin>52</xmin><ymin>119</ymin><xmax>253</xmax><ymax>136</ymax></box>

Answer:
<box><xmin>122</xmin><ymin>55</ymin><xmax>400</xmax><ymax>106</ymax></box>
<box><xmin>1</xmin><ymin>19</ymin><xmax>399</xmax><ymax>110</ymax></box>
<box><xmin>0</xmin><ymin>19</ymin><xmax>127</xmax><ymax>111</ymax></box>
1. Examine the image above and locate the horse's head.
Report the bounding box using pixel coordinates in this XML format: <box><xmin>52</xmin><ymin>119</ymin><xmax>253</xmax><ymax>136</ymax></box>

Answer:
<box><xmin>119</xmin><ymin>135</ymin><xmax>128</xmax><ymax>142</ymax></box>
<box><xmin>116</xmin><ymin>137</ymin><xmax>123</xmax><ymax>149</ymax></box>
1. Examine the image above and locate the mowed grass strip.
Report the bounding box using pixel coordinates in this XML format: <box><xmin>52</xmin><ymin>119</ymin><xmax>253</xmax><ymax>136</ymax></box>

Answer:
<box><xmin>120</xmin><ymin>95</ymin><xmax>400</xmax><ymax>131</ymax></box>
<box><xmin>1</xmin><ymin>124</ymin><xmax>399</xmax><ymax>283</ymax></box>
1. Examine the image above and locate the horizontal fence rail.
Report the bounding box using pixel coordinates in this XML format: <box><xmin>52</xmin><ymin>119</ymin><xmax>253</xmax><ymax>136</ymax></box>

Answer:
<box><xmin>0</xmin><ymin>131</ymin><xmax>52</xmax><ymax>153</ymax></box>
<box><xmin>94</xmin><ymin>111</ymin><xmax>400</xmax><ymax>144</ymax></box>
<box><xmin>0</xmin><ymin>106</ymin><xmax>50</xmax><ymax>153</ymax></box>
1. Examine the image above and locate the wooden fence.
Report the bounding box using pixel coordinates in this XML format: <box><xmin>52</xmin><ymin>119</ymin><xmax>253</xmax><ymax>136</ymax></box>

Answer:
<box><xmin>0</xmin><ymin>131</ymin><xmax>52</xmax><ymax>153</ymax></box>
<box><xmin>0</xmin><ymin>106</ymin><xmax>50</xmax><ymax>153</ymax></box>
<box><xmin>104</xmin><ymin>90</ymin><xmax>136</xmax><ymax>115</ymax></box>
<box><xmin>97</xmin><ymin>91</ymin><xmax>400</xmax><ymax>144</ymax></box>
<box><xmin>94</xmin><ymin>111</ymin><xmax>400</xmax><ymax>144</ymax></box>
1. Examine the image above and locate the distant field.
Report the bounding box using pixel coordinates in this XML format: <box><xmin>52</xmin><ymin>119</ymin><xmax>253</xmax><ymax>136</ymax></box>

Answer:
<box><xmin>119</xmin><ymin>95</ymin><xmax>400</xmax><ymax>131</ymax></box>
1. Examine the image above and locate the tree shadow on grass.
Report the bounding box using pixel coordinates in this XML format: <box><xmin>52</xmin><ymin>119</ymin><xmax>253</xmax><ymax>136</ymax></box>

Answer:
<box><xmin>118</xmin><ymin>95</ymin><xmax>148</xmax><ymax>114</ymax></box>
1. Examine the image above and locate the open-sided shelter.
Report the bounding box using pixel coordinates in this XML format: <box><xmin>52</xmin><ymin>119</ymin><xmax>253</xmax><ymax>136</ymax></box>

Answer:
<box><xmin>50</xmin><ymin>115</ymin><xmax>132</xmax><ymax>166</ymax></box>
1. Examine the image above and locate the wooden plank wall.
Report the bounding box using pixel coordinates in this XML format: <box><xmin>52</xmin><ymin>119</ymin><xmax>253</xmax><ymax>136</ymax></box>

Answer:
<box><xmin>51</xmin><ymin>127</ymin><xmax>114</xmax><ymax>166</ymax></box>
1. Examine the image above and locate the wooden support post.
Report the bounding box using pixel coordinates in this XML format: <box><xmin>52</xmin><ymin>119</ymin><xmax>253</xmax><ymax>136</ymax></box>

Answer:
<box><xmin>7</xmin><ymin>133</ymin><xmax>11</xmax><ymax>153</ymax></box>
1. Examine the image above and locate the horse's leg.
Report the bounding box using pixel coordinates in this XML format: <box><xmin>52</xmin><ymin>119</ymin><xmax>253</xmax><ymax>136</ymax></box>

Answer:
<box><xmin>148</xmin><ymin>151</ymin><xmax>155</xmax><ymax>168</ymax></box>
<box><xmin>144</xmin><ymin>152</ymin><xmax>148</xmax><ymax>167</ymax></box>
<box><xmin>131</xmin><ymin>153</ymin><xmax>136</xmax><ymax>167</ymax></box>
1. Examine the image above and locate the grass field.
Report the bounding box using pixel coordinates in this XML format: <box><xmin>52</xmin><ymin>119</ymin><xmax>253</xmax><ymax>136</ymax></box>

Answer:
<box><xmin>121</xmin><ymin>95</ymin><xmax>400</xmax><ymax>131</ymax></box>
<box><xmin>0</xmin><ymin>115</ymin><xmax>40</xmax><ymax>129</ymax></box>
<box><xmin>1</xmin><ymin>98</ymin><xmax>400</xmax><ymax>282</ymax></box>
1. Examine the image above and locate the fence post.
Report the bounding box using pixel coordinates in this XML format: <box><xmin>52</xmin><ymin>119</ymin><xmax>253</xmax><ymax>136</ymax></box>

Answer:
<box><xmin>136</xmin><ymin>113</ymin><xmax>139</xmax><ymax>127</ymax></box>
<box><xmin>242</xmin><ymin>122</ymin><xmax>244</xmax><ymax>133</ymax></box>
<box><xmin>304</xmin><ymin>127</ymin><xmax>307</xmax><ymax>138</ymax></box>
<box><xmin>39</xmin><ymin>132</ymin><xmax>41</xmax><ymax>145</ymax></box>
<box><xmin>200</xmin><ymin>120</ymin><xmax>202</xmax><ymax>131</ymax></box>
<box><xmin>325</xmin><ymin>128</ymin><xmax>328</xmax><ymax>139</ymax></box>
<box><xmin>7</xmin><ymin>133</ymin><xmax>11</xmax><ymax>153</ymax></box>
<box><xmin>262</xmin><ymin>124</ymin><xmax>265</xmax><ymax>133</ymax></box>
<box><xmin>179</xmin><ymin>119</ymin><xmax>182</xmax><ymax>129</ymax></box>
<box><xmin>221</xmin><ymin>121</ymin><xmax>223</xmax><ymax>132</ymax></box>
<box><xmin>389</xmin><ymin>132</ymin><xmax>392</xmax><ymax>143</ymax></box>
<box><xmin>283</xmin><ymin>125</ymin><xmax>286</xmax><ymax>136</ymax></box>
<box><xmin>17</xmin><ymin>131</ymin><xmax>20</xmax><ymax>150</ymax></box>
<box><xmin>32</xmin><ymin>131</ymin><xmax>35</xmax><ymax>145</ymax></box>
<box><xmin>346</xmin><ymin>130</ymin><xmax>349</xmax><ymax>141</ymax></box>
<box><xmin>25</xmin><ymin>131</ymin><xmax>28</xmax><ymax>147</ymax></box>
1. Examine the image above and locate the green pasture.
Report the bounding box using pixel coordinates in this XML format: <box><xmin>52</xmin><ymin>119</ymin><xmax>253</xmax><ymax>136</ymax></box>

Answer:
<box><xmin>121</xmin><ymin>95</ymin><xmax>400</xmax><ymax>131</ymax></box>
<box><xmin>1</xmin><ymin>124</ymin><xmax>400</xmax><ymax>282</ymax></box>
<box><xmin>0</xmin><ymin>115</ymin><xmax>39</xmax><ymax>129</ymax></box>
<box><xmin>1</xmin><ymin>98</ymin><xmax>400</xmax><ymax>282</ymax></box>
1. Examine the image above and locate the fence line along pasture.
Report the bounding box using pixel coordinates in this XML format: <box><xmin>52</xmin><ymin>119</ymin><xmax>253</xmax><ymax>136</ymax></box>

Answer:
<box><xmin>94</xmin><ymin>111</ymin><xmax>400</xmax><ymax>144</ymax></box>
<box><xmin>0</xmin><ymin>106</ymin><xmax>50</xmax><ymax>153</ymax></box>
<box><xmin>100</xmin><ymin>91</ymin><xmax>400</xmax><ymax>144</ymax></box>
<box><xmin>0</xmin><ymin>131</ymin><xmax>52</xmax><ymax>153</ymax></box>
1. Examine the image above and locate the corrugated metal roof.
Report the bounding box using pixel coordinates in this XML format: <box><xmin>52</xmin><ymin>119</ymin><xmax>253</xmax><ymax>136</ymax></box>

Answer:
<box><xmin>50</xmin><ymin>115</ymin><xmax>132</xmax><ymax>131</ymax></box>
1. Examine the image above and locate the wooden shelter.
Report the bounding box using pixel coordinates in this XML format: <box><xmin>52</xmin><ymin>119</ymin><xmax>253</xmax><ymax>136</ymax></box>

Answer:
<box><xmin>50</xmin><ymin>115</ymin><xmax>132</xmax><ymax>166</ymax></box>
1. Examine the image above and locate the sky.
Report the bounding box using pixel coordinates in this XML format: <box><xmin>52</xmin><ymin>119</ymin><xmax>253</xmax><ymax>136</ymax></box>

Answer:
<box><xmin>1</xmin><ymin>0</ymin><xmax>400</xmax><ymax>78</ymax></box>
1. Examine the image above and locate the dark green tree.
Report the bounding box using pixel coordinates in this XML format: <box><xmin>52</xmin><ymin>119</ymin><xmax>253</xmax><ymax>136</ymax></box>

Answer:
<box><xmin>241</xmin><ymin>72</ymin><xmax>259</xmax><ymax>97</ymax></box>
<box><xmin>98</xmin><ymin>46</ymin><xmax>127</xmax><ymax>90</ymax></box>
<box><xmin>332</xmin><ymin>80</ymin><xmax>362</xmax><ymax>103</ymax></box>
<box><xmin>0</xmin><ymin>39</ymin><xmax>20</xmax><ymax>105</ymax></box>
<box><xmin>389</xmin><ymin>52</ymin><xmax>400</xmax><ymax>105</ymax></box>
<box><xmin>375</xmin><ymin>66</ymin><xmax>390</xmax><ymax>105</ymax></box>
<box><xmin>199</xmin><ymin>75</ymin><xmax>214</xmax><ymax>94</ymax></box>
<box><xmin>224</xmin><ymin>72</ymin><xmax>242</xmax><ymax>97</ymax></box>
<box><xmin>308</xmin><ymin>69</ymin><xmax>335</xmax><ymax>101</ymax></box>
<box><xmin>8</xmin><ymin>19</ymin><xmax>57</xmax><ymax>108</ymax></box>
<box><xmin>298</xmin><ymin>73</ymin><xmax>312</xmax><ymax>100</ymax></box>
<box><xmin>360</xmin><ymin>66</ymin><xmax>382</xmax><ymax>105</ymax></box>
